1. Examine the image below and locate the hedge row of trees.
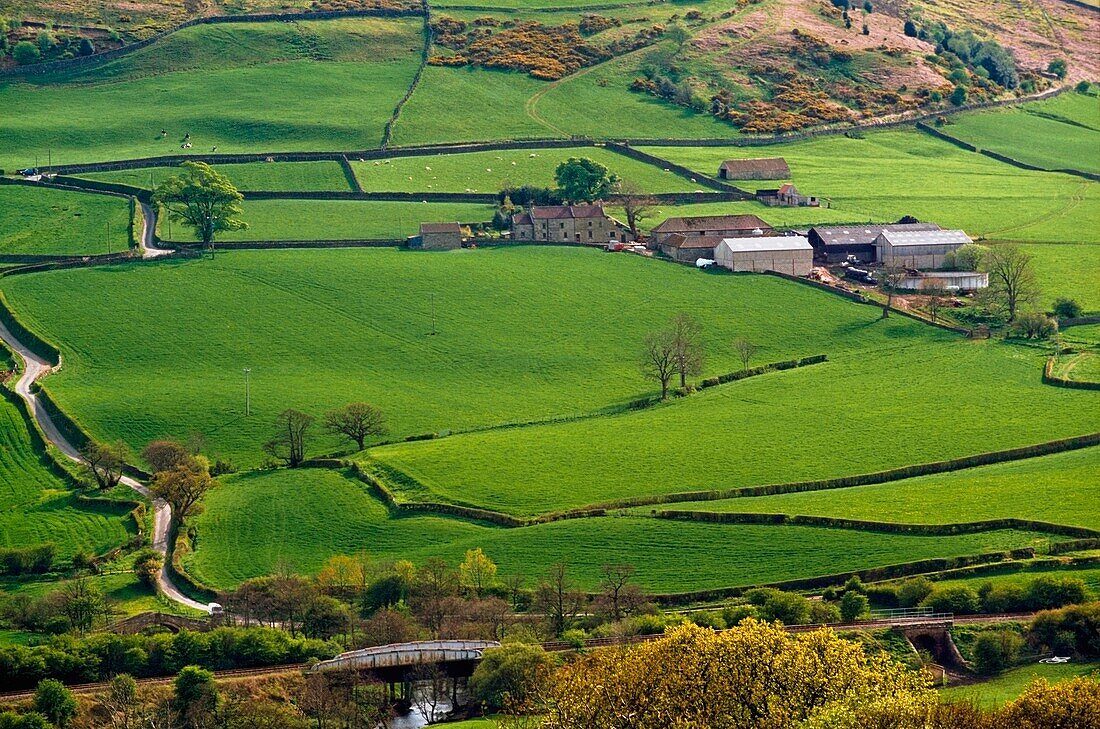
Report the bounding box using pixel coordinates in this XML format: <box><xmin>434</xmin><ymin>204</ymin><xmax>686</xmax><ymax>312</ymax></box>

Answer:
<box><xmin>855</xmin><ymin>574</ymin><xmax>1093</xmax><ymax>615</ymax></box>
<box><xmin>0</xmin><ymin>544</ymin><xmax>55</xmax><ymax>576</ymax></box>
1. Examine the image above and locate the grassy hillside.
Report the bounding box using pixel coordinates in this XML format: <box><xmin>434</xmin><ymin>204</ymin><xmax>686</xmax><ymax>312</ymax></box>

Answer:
<box><xmin>0</xmin><ymin>394</ymin><xmax>135</xmax><ymax>561</ymax></box>
<box><xmin>183</xmin><ymin>466</ymin><xmax>1053</xmax><ymax>592</ymax></box>
<box><xmin>658</xmin><ymin>447</ymin><xmax>1100</xmax><ymax>529</ymax></box>
<box><xmin>80</xmin><ymin>161</ymin><xmax>355</xmax><ymax>192</ymax></box>
<box><xmin>0</xmin><ymin>186</ymin><xmax>132</xmax><ymax>257</ymax></box>
<box><xmin>372</xmin><ymin>341</ymin><xmax>1100</xmax><ymax>515</ymax></box>
<box><xmin>159</xmin><ymin>200</ymin><xmax>495</xmax><ymax>241</ymax></box>
<box><xmin>941</xmin><ymin>663</ymin><xmax>1100</xmax><ymax>708</ymax></box>
<box><xmin>0</xmin><ymin>247</ymin><xmax>936</xmax><ymax>467</ymax></box>
<box><xmin>0</xmin><ymin>18</ymin><xmax>424</xmax><ymax>171</ymax></box>
<box><xmin>946</xmin><ymin>92</ymin><xmax>1100</xmax><ymax>174</ymax></box>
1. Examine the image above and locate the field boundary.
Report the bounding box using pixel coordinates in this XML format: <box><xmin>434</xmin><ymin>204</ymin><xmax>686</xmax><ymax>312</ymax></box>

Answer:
<box><xmin>915</xmin><ymin>122</ymin><xmax>1100</xmax><ymax>182</ymax></box>
<box><xmin>1043</xmin><ymin>356</ymin><xmax>1100</xmax><ymax>390</ymax></box>
<box><xmin>381</xmin><ymin>0</ymin><xmax>434</xmax><ymax>150</ymax></box>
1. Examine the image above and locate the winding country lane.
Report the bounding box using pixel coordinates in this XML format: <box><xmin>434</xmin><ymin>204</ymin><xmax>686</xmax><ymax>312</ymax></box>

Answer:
<box><xmin>0</xmin><ymin>202</ymin><xmax>209</xmax><ymax>612</ymax></box>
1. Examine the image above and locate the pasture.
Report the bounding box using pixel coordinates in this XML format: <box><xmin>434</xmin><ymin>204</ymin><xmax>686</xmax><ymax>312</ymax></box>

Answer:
<box><xmin>79</xmin><ymin>161</ymin><xmax>355</xmax><ymax>192</ymax></box>
<box><xmin>183</xmin><ymin>467</ymin><xmax>1054</xmax><ymax>592</ymax></box>
<box><xmin>659</xmin><ymin>447</ymin><xmax>1100</xmax><ymax>529</ymax></box>
<box><xmin>0</xmin><ymin>186</ymin><xmax>132</xmax><ymax>258</ymax></box>
<box><xmin>945</xmin><ymin>92</ymin><xmax>1100</xmax><ymax>173</ymax></box>
<box><xmin>1015</xmin><ymin>242</ymin><xmax>1100</xmax><ymax>311</ymax></box>
<box><xmin>0</xmin><ymin>246</ymin><xmax>933</xmax><ymax>467</ymax></box>
<box><xmin>349</xmin><ymin>148</ymin><xmax>699</xmax><ymax>194</ymax></box>
<box><xmin>941</xmin><ymin>662</ymin><xmax>1100</xmax><ymax>707</ymax></box>
<box><xmin>0</xmin><ymin>394</ymin><xmax>135</xmax><ymax>561</ymax></box>
<box><xmin>0</xmin><ymin>18</ymin><xmax>424</xmax><ymax>172</ymax></box>
<box><xmin>372</xmin><ymin>341</ymin><xmax>1100</xmax><ymax>516</ymax></box>
<box><xmin>158</xmin><ymin>200</ymin><xmax>495</xmax><ymax>241</ymax></box>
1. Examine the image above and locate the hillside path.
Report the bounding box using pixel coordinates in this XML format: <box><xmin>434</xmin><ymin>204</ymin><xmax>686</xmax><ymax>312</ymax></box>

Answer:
<box><xmin>0</xmin><ymin>203</ymin><xmax>209</xmax><ymax>613</ymax></box>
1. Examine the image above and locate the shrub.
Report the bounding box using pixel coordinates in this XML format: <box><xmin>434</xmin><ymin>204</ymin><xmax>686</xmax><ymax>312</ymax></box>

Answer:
<box><xmin>840</xmin><ymin>591</ymin><xmax>870</xmax><ymax>622</ymax></box>
<box><xmin>133</xmin><ymin>550</ymin><xmax>163</xmax><ymax>588</ymax></box>
<box><xmin>78</xmin><ymin>37</ymin><xmax>94</xmax><ymax>56</ymax></box>
<box><xmin>921</xmin><ymin>585</ymin><xmax>980</xmax><ymax>614</ymax></box>
<box><xmin>1076</xmin><ymin>80</ymin><xmax>1092</xmax><ymax>94</ymax></box>
<box><xmin>810</xmin><ymin>600</ymin><xmax>841</xmax><ymax>624</ymax></box>
<box><xmin>33</xmin><ymin>679</ymin><xmax>77</xmax><ymax>728</ymax></box>
<box><xmin>1052</xmin><ymin>298</ymin><xmax>1082</xmax><ymax>320</ymax></box>
<box><xmin>1024</xmin><ymin>576</ymin><xmax>1090</xmax><ymax>611</ymax></box>
<box><xmin>950</xmin><ymin>86</ymin><xmax>967</xmax><ymax>106</ymax></box>
<box><xmin>721</xmin><ymin>604</ymin><xmax>756</xmax><ymax>626</ymax></box>
<box><xmin>12</xmin><ymin>41</ymin><xmax>40</xmax><ymax>65</ymax></box>
<box><xmin>971</xmin><ymin>629</ymin><xmax>1023</xmax><ymax>674</ymax></box>
<box><xmin>897</xmin><ymin>577</ymin><xmax>933</xmax><ymax>607</ymax></box>
<box><xmin>1002</xmin><ymin>676</ymin><xmax>1100</xmax><ymax>728</ymax></box>
<box><xmin>745</xmin><ymin>588</ymin><xmax>811</xmax><ymax>625</ymax></box>
<box><xmin>904</xmin><ymin>20</ymin><xmax>917</xmax><ymax>37</ymax></box>
<box><xmin>977</xmin><ymin>581</ymin><xmax>1026</xmax><ymax>613</ymax></box>
<box><xmin>1007</xmin><ymin>312</ymin><xmax>1057</xmax><ymax>340</ymax></box>
<box><xmin>1046</xmin><ymin>59</ymin><xmax>1067</xmax><ymax>80</ymax></box>
<box><xmin>469</xmin><ymin>643</ymin><xmax>554</xmax><ymax>710</ymax></box>
<box><xmin>1028</xmin><ymin>602</ymin><xmax>1100</xmax><ymax>657</ymax></box>
<box><xmin>0</xmin><ymin>544</ymin><xmax>55</xmax><ymax>576</ymax></box>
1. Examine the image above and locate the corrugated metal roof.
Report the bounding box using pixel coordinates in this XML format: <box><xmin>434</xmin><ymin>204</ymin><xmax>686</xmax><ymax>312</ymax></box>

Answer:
<box><xmin>811</xmin><ymin>223</ymin><xmax>940</xmax><ymax>246</ymax></box>
<box><xmin>877</xmin><ymin>229</ymin><xmax>971</xmax><ymax>247</ymax></box>
<box><xmin>718</xmin><ymin>235</ymin><xmax>812</xmax><ymax>253</ymax></box>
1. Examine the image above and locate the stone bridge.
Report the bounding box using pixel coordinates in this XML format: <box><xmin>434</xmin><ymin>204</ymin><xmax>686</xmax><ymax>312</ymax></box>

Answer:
<box><xmin>109</xmin><ymin>612</ymin><xmax>213</xmax><ymax>635</ymax></box>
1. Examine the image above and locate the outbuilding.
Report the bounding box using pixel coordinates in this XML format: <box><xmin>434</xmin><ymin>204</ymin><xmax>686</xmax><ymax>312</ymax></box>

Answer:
<box><xmin>874</xmin><ymin>229</ymin><xmax>971</xmax><ymax>269</ymax></box>
<box><xmin>717</xmin><ymin>158</ymin><xmax>790</xmax><ymax>180</ymax></box>
<box><xmin>808</xmin><ymin>223</ymin><xmax>941</xmax><ymax>264</ymax></box>
<box><xmin>657</xmin><ymin>234</ymin><xmax>722</xmax><ymax>263</ymax></box>
<box><xmin>899</xmin><ymin>271</ymin><xmax>989</xmax><ymax>292</ymax></box>
<box><xmin>650</xmin><ymin>214</ymin><xmax>772</xmax><ymax>247</ymax></box>
<box><xmin>714</xmin><ymin>235</ymin><xmax>813</xmax><ymax>276</ymax></box>
<box><xmin>410</xmin><ymin>222</ymin><xmax>464</xmax><ymax>250</ymax></box>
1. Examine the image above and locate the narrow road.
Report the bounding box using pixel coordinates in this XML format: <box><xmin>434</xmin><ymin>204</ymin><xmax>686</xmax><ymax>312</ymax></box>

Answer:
<box><xmin>0</xmin><ymin>201</ymin><xmax>209</xmax><ymax>613</ymax></box>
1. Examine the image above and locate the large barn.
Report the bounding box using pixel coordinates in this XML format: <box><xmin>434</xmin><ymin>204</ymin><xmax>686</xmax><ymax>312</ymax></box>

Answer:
<box><xmin>874</xmin><ymin>229</ymin><xmax>972</xmax><ymax>269</ymax></box>
<box><xmin>715</xmin><ymin>236</ymin><xmax>814</xmax><ymax>276</ymax></box>
<box><xmin>807</xmin><ymin>223</ymin><xmax>941</xmax><ymax>263</ymax></box>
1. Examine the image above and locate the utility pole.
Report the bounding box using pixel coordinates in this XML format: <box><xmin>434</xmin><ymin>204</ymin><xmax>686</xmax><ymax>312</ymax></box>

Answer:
<box><xmin>430</xmin><ymin>292</ymin><xmax>436</xmax><ymax>336</ymax></box>
<box><xmin>106</xmin><ymin>221</ymin><xmax>111</xmax><ymax>255</ymax></box>
<box><xmin>243</xmin><ymin>368</ymin><xmax>251</xmax><ymax>417</ymax></box>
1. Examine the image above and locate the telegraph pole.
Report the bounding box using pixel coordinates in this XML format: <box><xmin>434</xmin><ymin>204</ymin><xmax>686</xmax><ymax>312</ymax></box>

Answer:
<box><xmin>243</xmin><ymin>368</ymin><xmax>251</xmax><ymax>417</ymax></box>
<box><xmin>430</xmin><ymin>292</ymin><xmax>436</xmax><ymax>336</ymax></box>
<box><xmin>106</xmin><ymin>221</ymin><xmax>111</xmax><ymax>255</ymax></box>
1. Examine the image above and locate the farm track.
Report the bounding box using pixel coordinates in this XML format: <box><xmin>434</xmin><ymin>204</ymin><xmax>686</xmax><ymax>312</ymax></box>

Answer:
<box><xmin>0</xmin><ymin>612</ymin><xmax>1039</xmax><ymax>702</ymax></box>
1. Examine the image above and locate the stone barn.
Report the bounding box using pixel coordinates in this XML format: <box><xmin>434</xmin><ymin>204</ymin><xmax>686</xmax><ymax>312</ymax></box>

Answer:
<box><xmin>874</xmin><ymin>229</ymin><xmax>972</xmax><ymax>269</ymax></box>
<box><xmin>410</xmin><ymin>222</ymin><xmax>464</xmax><ymax>250</ymax></box>
<box><xmin>650</xmin><ymin>214</ymin><xmax>771</xmax><ymax>248</ymax></box>
<box><xmin>718</xmin><ymin>157</ymin><xmax>790</xmax><ymax>180</ymax></box>
<box><xmin>657</xmin><ymin>234</ymin><xmax>721</xmax><ymax>264</ymax></box>
<box><xmin>715</xmin><ymin>235</ymin><xmax>814</xmax><ymax>276</ymax></box>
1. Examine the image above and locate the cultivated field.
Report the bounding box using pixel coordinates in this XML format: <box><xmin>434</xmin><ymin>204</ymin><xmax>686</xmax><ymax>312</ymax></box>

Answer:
<box><xmin>0</xmin><ymin>186</ymin><xmax>132</xmax><ymax>257</ymax></box>
<box><xmin>1</xmin><ymin>247</ymin><xmax>934</xmax><ymax>467</ymax></box>
<box><xmin>182</xmin><ymin>466</ymin><xmax>1055</xmax><ymax>592</ymax></box>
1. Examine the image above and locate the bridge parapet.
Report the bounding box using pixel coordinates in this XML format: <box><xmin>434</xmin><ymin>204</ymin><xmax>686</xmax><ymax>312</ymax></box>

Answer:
<box><xmin>310</xmin><ymin>640</ymin><xmax>500</xmax><ymax>673</ymax></box>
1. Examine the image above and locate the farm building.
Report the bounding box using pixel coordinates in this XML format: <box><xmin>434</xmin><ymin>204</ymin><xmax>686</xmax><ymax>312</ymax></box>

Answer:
<box><xmin>718</xmin><ymin>158</ymin><xmax>791</xmax><ymax>180</ymax></box>
<box><xmin>874</xmin><ymin>229</ymin><xmax>972</xmax><ymax>269</ymax></box>
<box><xmin>511</xmin><ymin>204</ymin><xmax>630</xmax><ymax>244</ymax></box>
<box><xmin>409</xmin><ymin>222</ymin><xmax>464</xmax><ymax>250</ymax></box>
<box><xmin>650</xmin><ymin>214</ymin><xmax>772</xmax><ymax>247</ymax></box>
<box><xmin>715</xmin><ymin>235</ymin><xmax>814</xmax><ymax>276</ymax></box>
<box><xmin>808</xmin><ymin>223</ymin><xmax>941</xmax><ymax>264</ymax></box>
<box><xmin>899</xmin><ymin>271</ymin><xmax>989</xmax><ymax>292</ymax></box>
<box><xmin>658</xmin><ymin>234</ymin><xmax>722</xmax><ymax>263</ymax></box>
<box><xmin>756</xmin><ymin>184</ymin><xmax>819</xmax><ymax>208</ymax></box>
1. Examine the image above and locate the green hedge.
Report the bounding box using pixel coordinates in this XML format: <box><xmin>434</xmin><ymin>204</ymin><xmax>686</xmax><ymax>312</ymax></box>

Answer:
<box><xmin>699</xmin><ymin>354</ymin><xmax>826</xmax><ymax>389</ymax></box>
<box><xmin>1044</xmin><ymin>357</ymin><xmax>1100</xmax><ymax>391</ymax></box>
<box><xmin>0</xmin><ymin>289</ymin><xmax>60</xmax><ymax>363</ymax></box>
<box><xmin>169</xmin><ymin>521</ymin><xmax>222</xmax><ymax>602</ymax></box>
<box><xmin>35</xmin><ymin>385</ymin><xmax>92</xmax><ymax>452</ymax></box>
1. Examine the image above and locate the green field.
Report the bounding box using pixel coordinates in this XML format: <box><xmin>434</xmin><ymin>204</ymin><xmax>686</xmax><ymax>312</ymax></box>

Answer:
<box><xmin>920</xmin><ymin>563</ymin><xmax>1100</xmax><ymax>596</ymax></box>
<box><xmin>946</xmin><ymin>93</ymin><xmax>1100</xmax><ymax>174</ymax></box>
<box><xmin>80</xmin><ymin>161</ymin><xmax>355</xmax><ymax>192</ymax></box>
<box><xmin>372</xmin><ymin>340</ymin><xmax>1100</xmax><ymax>516</ymax></box>
<box><xmin>0</xmin><ymin>394</ymin><xmax>135</xmax><ymax>561</ymax></box>
<box><xmin>606</xmin><ymin>200</ymin><xmax>855</xmax><ymax>232</ymax></box>
<box><xmin>350</xmin><ymin>147</ymin><xmax>699</xmax><ymax>194</ymax></box>
<box><xmin>0</xmin><ymin>186</ymin><xmax>133</xmax><ymax>257</ymax></box>
<box><xmin>1015</xmin><ymin>243</ymin><xmax>1100</xmax><ymax>311</ymax></box>
<box><xmin>159</xmin><ymin>200</ymin><xmax>495</xmax><ymax>241</ymax></box>
<box><xmin>0</xmin><ymin>18</ymin><xmax>424</xmax><ymax>172</ymax></box>
<box><xmin>183</xmin><ymin>467</ymin><xmax>1055</xmax><ymax>592</ymax></box>
<box><xmin>657</xmin><ymin>447</ymin><xmax>1100</xmax><ymax>530</ymax></box>
<box><xmin>640</xmin><ymin>133</ymin><xmax>1100</xmax><ymax>245</ymax></box>
<box><xmin>0</xmin><ymin>246</ymin><xmax>940</xmax><ymax>467</ymax></box>
<box><xmin>942</xmin><ymin>662</ymin><xmax>1100</xmax><ymax>707</ymax></box>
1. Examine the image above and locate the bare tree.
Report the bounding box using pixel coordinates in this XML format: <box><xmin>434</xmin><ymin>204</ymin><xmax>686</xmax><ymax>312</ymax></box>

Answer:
<box><xmin>982</xmin><ymin>244</ymin><xmax>1039</xmax><ymax>321</ymax></box>
<box><xmin>878</xmin><ymin>263</ymin><xmax>907</xmax><ymax>318</ymax></box>
<box><xmin>733</xmin><ymin>337</ymin><xmax>757</xmax><ymax>372</ymax></box>
<box><xmin>923</xmin><ymin>283</ymin><xmax>947</xmax><ymax>324</ymax></box>
<box><xmin>323</xmin><ymin>402</ymin><xmax>387</xmax><ymax>452</ymax></box>
<box><xmin>641</xmin><ymin>328</ymin><xmax>677</xmax><ymax>399</ymax></box>
<box><xmin>616</xmin><ymin>180</ymin><xmax>657</xmax><ymax>240</ymax></box>
<box><xmin>81</xmin><ymin>440</ymin><xmax>129</xmax><ymax>490</ymax></box>
<box><xmin>670</xmin><ymin>312</ymin><xmax>705</xmax><ymax>389</ymax></box>
<box><xmin>263</xmin><ymin>409</ymin><xmax>314</xmax><ymax>467</ymax></box>
<box><xmin>141</xmin><ymin>439</ymin><xmax>191</xmax><ymax>473</ymax></box>
<box><xmin>503</xmin><ymin>572</ymin><xmax>527</xmax><ymax>612</ymax></box>
<box><xmin>599</xmin><ymin>564</ymin><xmax>636</xmax><ymax>621</ymax></box>
<box><xmin>534</xmin><ymin>562</ymin><xmax>583</xmax><ymax>637</ymax></box>
<box><xmin>409</xmin><ymin>664</ymin><xmax>448</xmax><ymax>724</ymax></box>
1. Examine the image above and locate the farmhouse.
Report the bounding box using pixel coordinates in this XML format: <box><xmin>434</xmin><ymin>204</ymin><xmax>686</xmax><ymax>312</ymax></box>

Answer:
<box><xmin>409</xmin><ymin>222</ymin><xmax>464</xmax><ymax>250</ymax></box>
<box><xmin>715</xmin><ymin>235</ymin><xmax>814</xmax><ymax>276</ymax></box>
<box><xmin>511</xmin><ymin>204</ymin><xmax>630</xmax><ymax>244</ymax></box>
<box><xmin>650</xmin><ymin>214</ymin><xmax>772</xmax><ymax>247</ymax></box>
<box><xmin>718</xmin><ymin>157</ymin><xmax>791</xmax><ymax>180</ymax></box>
<box><xmin>756</xmin><ymin>184</ymin><xmax>819</xmax><ymax>208</ymax></box>
<box><xmin>874</xmin><ymin>229</ymin><xmax>972</xmax><ymax>269</ymax></box>
<box><xmin>899</xmin><ymin>271</ymin><xmax>989</xmax><ymax>292</ymax></box>
<box><xmin>808</xmin><ymin>223</ymin><xmax>941</xmax><ymax>264</ymax></box>
<box><xmin>658</xmin><ymin>234</ymin><xmax>722</xmax><ymax>263</ymax></box>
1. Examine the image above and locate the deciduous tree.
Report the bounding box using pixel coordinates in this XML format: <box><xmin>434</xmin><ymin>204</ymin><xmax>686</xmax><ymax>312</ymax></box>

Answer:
<box><xmin>153</xmin><ymin>161</ymin><xmax>247</xmax><ymax>257</ymax></box>
<box><xmin>670</xmin><ymin>312</ymin><xmax>704</xmax><ymax>389</ymax></box>
<box><xmin>323</xmin><ymin>402</ymin><xmax>387</xmax><ymax>452</ymax></box>
<box><xmin>615</xmin><ymin>181</ymin><xmax>656</xmax><ymax>239</ymax></box>
<box><xmin>878</xmin><ymin>262</ymin><xmax>907</xmax><ymax>318</ymax></box>
<box><xmin>150</xmin><ymin>462</ymin><xmax>218</xmax><ymax>526</ymax></box>
<box><xmin>141</xmin><ymin>439</ymin><xmax>192</xmax><ymax>473</ymax></box>
<box><xmin>81</xmin><ymin>440</ymin><xmax>129</xmax><ymax>490</ymax></box>
<box><xmin>640</xmin><ymin>327</ymin><xmax>677</xmax><ymax>399</ymax></box>
<box><xmin>733</xmin><ymin>337</ymin><xmax>757</xmax><ymax>371</ymax></box>
<box><xmin>535</xmin><ymin>562</ymin><xmax>583</xmax><ymax>637</ymax></box>
<box><xmin>33</xmin><ymin>680</ymin><xmax>77</xmax><ymax>728</ymax></box>
<box><xmin>263</xmin><ymin>409</ymin><xmax>314</xmax><ymax>467</ymax></box>
<box><xmin>554</xmin><ymin>158</ymin><xmax>620</xmax><ymax>203</ymax></box>
<box><xmin>982</xmin><ymin>244</ymin><xmax>1039</xmax><ymax>321</ymax></box>
<box><xmin>459</xmin><ymin>548</ymin><xmax>498</xmax><ymax>597</ymax></box>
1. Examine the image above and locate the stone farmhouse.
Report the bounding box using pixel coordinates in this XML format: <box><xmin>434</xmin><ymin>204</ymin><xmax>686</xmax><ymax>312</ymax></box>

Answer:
<box><xmin>874</xmin><ymin>229</ymin><xmax>972</xmax><ymax>269</ymax></box>
<box><xmin>409</xmin><ymin>222</ymin><xmax>464</xmax><ymax>250</ymax></box>
<box><xmin>756</xmin><ymin>183</ymin><xmax>819</xmax><ymax>208</ymax></box>
<box><xmin>807</xmin><ymin>223</ymin><xmax>942</xmax><ymax>264</ymax></box>
<box><xmin>717</xmin><ymin>157</ymin><xmax>790</xmax><ymax>180</ymax></box>
<box><xmin>715</xmin><ymin>236</ymin><xmax>814</xmax><ymax>276</ymax></box>
<box><xmin>651</xmin><ymin>214</ymin><xmax>772</xmax><ymax>247</ymax></box>
<box><xmin>511</xmin><ymin>204</ymin><xmax>630</xmax><ymax>244</ymax></box>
